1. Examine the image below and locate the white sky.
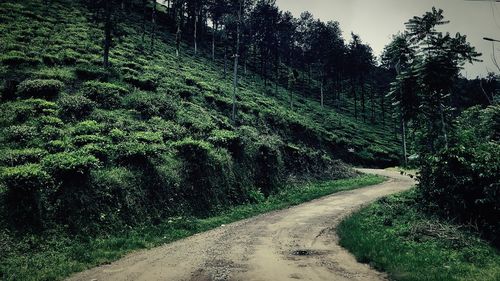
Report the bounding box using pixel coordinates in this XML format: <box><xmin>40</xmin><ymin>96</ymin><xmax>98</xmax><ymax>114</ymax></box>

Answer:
<box><xmin>275</xmin><ymin>0</ymin><xmax>500</xmax><ymax>78</ymax></box>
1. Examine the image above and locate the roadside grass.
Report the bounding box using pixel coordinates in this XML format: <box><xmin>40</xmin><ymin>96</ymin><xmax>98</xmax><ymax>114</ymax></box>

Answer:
<box><xmin>0</xmin><ymin>174</ymin><xmax>384</xmax><ymax>281</ymax></box>
<box><xmin>338</xmin><ymin>190</ymin><xmax>500</xmax><ymax>281</ymax></box>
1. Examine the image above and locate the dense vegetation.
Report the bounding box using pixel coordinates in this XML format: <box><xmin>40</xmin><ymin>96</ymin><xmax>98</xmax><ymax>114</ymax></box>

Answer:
<box><xmin>338</xmin><ymin>7</ymin><xmax>500</xmax><ymax>280</ymax></box>
<box><xmin>0</xmin><ymin>0</ymin><xmax>400</xmax><ymax>236</ymax></box>
<box><xmin>0</xmin><ymin>174</ymin><xmax>384</xmax><ymax>281</ymax></box>
<box><xmin>380</xmin><ymin>8</ymin><xmax>499</xmax><ymax>247</ymax></box>
<box><xmin>419</xmin><ymin>105</ymin><xmax>499</xmax><ymax>246</ymax></box>
<box><xmin>338</xmin><ymin>191</ymin><xmax>500</xmax><ymax>281</ymax></box>
<box><xmin>1</xmin><ymin>0</ymin><xmax>498</xmax><ymax>280</ymax></box>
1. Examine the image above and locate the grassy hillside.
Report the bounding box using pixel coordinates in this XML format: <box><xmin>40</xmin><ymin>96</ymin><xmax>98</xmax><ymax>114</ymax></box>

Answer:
<box><xmin>0</xmin><ymin>0</ymin><xmax>398</xmax><ymax>232</ymax></box>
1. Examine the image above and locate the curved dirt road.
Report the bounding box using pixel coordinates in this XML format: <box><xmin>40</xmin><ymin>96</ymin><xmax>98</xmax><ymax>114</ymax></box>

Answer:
<box><xmin>68</xmin><ymin>169</ymin><xmax>415</xmax><ymax>281</ymax></box>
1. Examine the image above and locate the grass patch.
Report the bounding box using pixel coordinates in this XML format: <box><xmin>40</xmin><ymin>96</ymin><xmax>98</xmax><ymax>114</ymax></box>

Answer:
<box><xmin>0</xmin><ymin>174</ymin><xmax>384</xmax><ymax>281</ymax></box>
<box><xmin>338</xmin><ymin>190</ymin><xmax>500</xmax><ymax>281</ymax></box>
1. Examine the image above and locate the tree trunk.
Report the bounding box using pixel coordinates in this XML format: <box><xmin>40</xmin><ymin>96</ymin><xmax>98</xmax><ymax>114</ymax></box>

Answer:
<box><xmin>150</xmin><ymin>0</ymin><xmax>157</xmax><ymax>53</ymax></box>
<box><xmin>194</xmin><ymin>13</ymin><xmax>198</xmax><ymax>55</ymax></box>
<box><xmin>361</xmin><ymin>78</ymin><xmax>366</xmax><ymax>122</ymax></box>
<box><xmin>232</xmin><ymin>0</ymin><xmax>243</xmax><ymax>123</ymax></box>
<box><xmin>371</xmin><ymin>89</ymin><xmax>375</xmax><ymax>123</ymax></box>
<box><xmin>212</xmin><ymin>21</ymin><xmax>217</xmax><ymax>61</ymax></box>
<box><xmin>351</xmin><ymin>79</ymin><xmax>357</xmax><ymax>119</ymax></box>
<box><xmin>320</xmin><ymin>79</ymin><xmax>324</xmax><ymax>109</ymax></box>
<box><xmin>401</xmin><ymin>117</ymin><xmax>408</xmax><ymax>166</ymax></box>
<box><xmin>103</xmin><ymin>0</ymin><xmax>112</xmax><ymax>68</ymax></box>
<box><xmin>439</xmin><ymin>102</ymin><xmax>449</xmax><ymax>149</ymax></box>
<box><xmin>141</xmin><ymin>0</ymin><xmax>147</xmax><ymax>46</ymax></box>
<box><xmin>381</xmin><ymin>89</ymin><xmax>386</xmax><ymax>126</ymax></box>
<box><xmin>223</xmin><ymin>29</ymin><xmax>227</xmax><ymax>78</ymax></box>
<box><xmin>175</xmin><ymin>5</ymin><xmax>181</xmax><ymax>57</ymax></box>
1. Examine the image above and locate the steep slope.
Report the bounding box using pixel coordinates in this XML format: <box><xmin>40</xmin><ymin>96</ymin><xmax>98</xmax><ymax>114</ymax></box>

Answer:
<box><xmin>0</xmin><ymin>0</ymin><xmax>399</xmax><ymax>234</ymax></box>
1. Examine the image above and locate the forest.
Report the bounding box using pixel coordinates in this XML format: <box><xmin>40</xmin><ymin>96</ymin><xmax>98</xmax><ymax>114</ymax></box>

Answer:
<box><xmin>0</xmin><ymin>0</ymin><xmax>498</xmax><ymax>280</ymax></box>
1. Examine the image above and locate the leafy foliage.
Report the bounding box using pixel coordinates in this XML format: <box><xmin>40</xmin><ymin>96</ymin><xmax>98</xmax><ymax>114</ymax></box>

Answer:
<box><xmin>16</xmin><ymin>79</ymin><xmax>64</xmax><ymax>99</ymax></box>
<box><xmin>58</xmin><ymin>94</ymin><xmax>96</xmax><ymax>120</ymax></box>
<box><xmin>418</xmin><ymin>106</ymin><xmax>500</xmax><ymax>246</ymax></box>
<box><xmin>0</xmin><ymin>0</ymin><xmax>398</xmax><ymax>252</ymax></box>
<box><xmin>81</xmin><ymin>81</ymin><xmax>129</xmax><ymax>109</ymax></box>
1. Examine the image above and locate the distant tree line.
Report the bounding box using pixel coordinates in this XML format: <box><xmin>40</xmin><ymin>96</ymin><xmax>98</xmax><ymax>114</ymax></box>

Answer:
<box><xmin>82</xmin><ymin>0</ymin><xmax>495</xmax><ymax>130</ymax></box>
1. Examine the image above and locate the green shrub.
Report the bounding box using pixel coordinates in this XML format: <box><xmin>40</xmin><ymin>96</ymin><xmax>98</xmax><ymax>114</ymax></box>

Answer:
<box><xmin>41</xmin><ymin>151</ymin><xmax>100</xmax><ymax>191</ymax></box>
<box><xmin>3</xmin><ymin>125</ymin><xmax>37</xmax><ymax>145</ymax></box>
<box><xmin>120</xmin><ymin>67</ymin><xmax>140</xmax><ymax>77</ymax></box>
<box><xmin>41</xmin><ymin>54</ymin><xmax>60</xmax><ymax>66</ymax></box>
<box><xmin>37</xmin><ymin>116</ymin><xmax>64</xmax><ymax>127</ymax></box>
<box><xmin>75</xmin><ymin>64</ymin><xmax>109</xmax><ymax>81</ymax></box>
<box><xmin>40</xmin><ymin>151</ymin><xmax>99</xmax><ymax>229</ymax></box>
<box><xmin>121</xmin><ymin>61</ymin><xmax>143</xmax><ymax>71</ymax></box>
<box><xmin>58</xmin><ymin>94</ymin><xmax>95</xmax><ymax>120</ymax></box>
<box><xmin>34</xmin><ymin>67</ymin><xmax>75</xmax><ymax>82</ymax></box>
<box><xmin>124</xmin><ymin>74</ymin><xmax>157</xmax><ymax>91</ymax></box>
<box><xmin>147</xmin><ymin>117</ymin><xmax>187</xmax><ymax>141</ymax></box>
<box><xmin>124</xmin><ymin>92</ymin><xmax>177</xmax><ymax>120</ymax></box>
<box><xmin>254</xmin><ymin>135</ymin><xmax>284</xmax><ymax>195</ymax></box>
<box><xmin>81</xmin><ymin>81</ymin><xmax>129</xmax><ymax>109</ymax></box>
<box><xmin>16</xmin><ymin>79</ymin><xmax>64</xmax><ymax>99</ymax></box>
<box><xmin>208</xmin><ymin>130</ymin><xmax>243</xmax><ymax>157</ymax></box>
<box><xmin>0</xmin><ymin>164</ymin><xmax>51</xmax><ymax>227</ymax></box>
<box><xmin>71</xmin><ymin>120</ymin><xmax>103</xmax><ymax>136</ymax></box>
<box><xmin>58</xmin><ymin>49</ymin><xmax>79</xmax><ymax>65</ymax></box>
<box><xmin>173</xmin><ymin>138</ymin><xmax>235</xmax><ymax>215</ymax></box>
<box><xmin>45</xmin><ymin>140</ymin><xmax>72</xmax><ymax>153</ymax></box>
<box><xmin>418</xmin><ymin>105</ymin><xmax>500</xmax><ymax>247</ymax></box>
<box><xmin>132</xmin><ymin>131</ymin><xmax>163</xmax><ymax>144</ymax></box>
<box><xmin>113</xmin><ymin>141</ymin><xmax>165</xmax><ymax>166</ymax></box>
<box><xmin>89</xmin><ymin>167</ymin><xmax>143</xmax><ymax>226</ymax></box>
<box><xmin>0</xmin><ymin>164</ymin><xmax>50</xmax><ymax>191</ymax></box>
<box><xmin>0</xmin><ymin>148</ymin><xmax>48</xmax><ymax>166</ymax></box>
<box><xmin>0</xmin><ymin>50</ymin><xmax>41</xmax><ymax>66</ymax></box>
<box><xmin>109</xmin><ymin>128</ymin><xmax>127</xmax><ymax>142</ymax></box>
<box><xmin>177</xmin><ymin>103</ymin><xmax>217</xmax><ymax>135</ymax></box>
<box><xmin>39</xmin><ymin>125</ymin><xmax>64</xmax><ymax>141</ymax></box>
<box><xmin>72</xmin><ymin>135</ymin><xmax>110</xmax><ymax>147</ymax></box>
<box><xmin>0</xmin><ymin>99</ymin><xmax>57</xmax><ymax>125</ymax></box>
<box><xmin>80</xmin><ymin>144</ymin><xmax>109</xmax><ymax>161</ymax></box>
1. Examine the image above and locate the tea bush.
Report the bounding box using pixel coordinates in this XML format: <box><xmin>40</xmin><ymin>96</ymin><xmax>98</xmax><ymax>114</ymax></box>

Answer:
<box><xmin>124</xmin><ymin>91</ymin><xmax>177</xmax><ymax>120</ymax></box>
<box><xmin>16</xmin><ymin>79</ymin><xmax>64</xmax><ymax>99</ymax></box>
<box><xmin>75</xmin><ymin>64</ymin><xmax>109</xmax><ymax>81</ymax></box>
<box><xmin>0</xmin><ymin>50</ymin><xmax>41</xmax><ymax>66</ymax></box>
<box><xmin>0</xmin><ymin>148</ymin><xmax>48</xmax><ymax>166</ymax></box>
<box><xmin>81</xmin><ymin>81</ymin><xmax>129</xmax><ymax>109</ymax></box>
<box><xmin>0</xmin><ymin>164</ymin><xmax>51</xmax><ymax>227</ymax></box>
<box><xmin>174</xmin><ymin>138</ymin><xmax>236</xmax><ymax>215</ymax></box>
<box><xmin>58</xmin><ymin>94</ymin><xmax>95</xmax><ymax>120</ymax></box>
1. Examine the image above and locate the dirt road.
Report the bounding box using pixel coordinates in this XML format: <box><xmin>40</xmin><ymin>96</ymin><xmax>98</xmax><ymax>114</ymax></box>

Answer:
<box><xmin>68</xmin><ymin>169</ymin><xmax>415</xmax><ymax>281</ymax></box>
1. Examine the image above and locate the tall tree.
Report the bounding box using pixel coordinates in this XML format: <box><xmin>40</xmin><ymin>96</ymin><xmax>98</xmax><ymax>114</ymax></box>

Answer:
<box><xmin>150</xmin><ymin>0</ymin><xmax>157</xmax><ymax>52</ymax></box>
<box><xmin>407</xmin><ymin>8</ymin><xmax>480</xmax><ymax>151</ymax></box>
<box><xmin>103</xmin><ymin>0</ymin><xmax>113</xmax><ymax>67</ymax></box>
<box><xmin>347</xmin><ymin>34</ymin><xmax>374</xmax><ymax>120</ymax></box>
<box><xmin>208</xmin><ymin>0</ymin><xmax>230</xmax><ymax>60</ymax></box>
<box><xmin>232</xmin><ymin>0</ymin><xmax>243</xmax><ymax>122</ymax></box>
<box><xmin>382</xmin><ymin>33</ymin><xmax>417</xmax><ymax>165</ymax></box>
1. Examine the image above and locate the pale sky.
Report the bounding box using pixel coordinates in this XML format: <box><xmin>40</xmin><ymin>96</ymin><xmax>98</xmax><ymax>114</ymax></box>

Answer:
<box><xmin>275</xmin><ymin>0</ymin><xmax>500</xmax><ymax>78</ymax></box>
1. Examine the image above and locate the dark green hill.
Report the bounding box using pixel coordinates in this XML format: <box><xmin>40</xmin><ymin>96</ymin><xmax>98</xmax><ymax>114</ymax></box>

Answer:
<box><xmin>0</xmin><ymin>0</ymin><xmax>399</xmax><ymax>233</ymax></box>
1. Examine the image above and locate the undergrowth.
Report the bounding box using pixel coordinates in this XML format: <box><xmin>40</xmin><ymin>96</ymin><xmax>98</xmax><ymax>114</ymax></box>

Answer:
<box><xmin>338</xmin><ymin>190</ymin><xmax>500</xmax><ymax>281</ymax></box>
